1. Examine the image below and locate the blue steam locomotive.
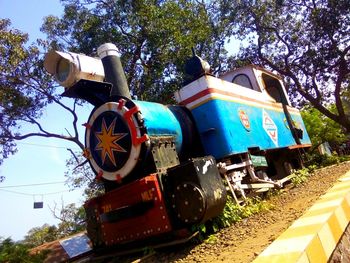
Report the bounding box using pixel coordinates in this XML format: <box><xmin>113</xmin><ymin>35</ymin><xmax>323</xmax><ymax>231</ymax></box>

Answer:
<box><xmin>44</xmin><ymin>43</ymin><xmax>311</xmax><ymax>251</ymax></box>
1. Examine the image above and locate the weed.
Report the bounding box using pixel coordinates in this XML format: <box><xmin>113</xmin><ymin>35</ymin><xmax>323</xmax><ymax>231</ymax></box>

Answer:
<box><xmin>306</xmin><ymin>164</ymin><xmax>317</xmax><ymax>174</ymax></box>
<box><xmin>142</xmin><ymin>246</ymin><xmax>155</xmax><ymax>256</ymax></box>
<box><xmin>265</xmin><ymin>188</ymin><xmax>283</xmax><ymax>199</ymax></box>
<box><xmin>305</xmin><ymin>153</ymin><xmax>350</xmax><ymax>168</ymax></box>
<box><xmin>290</xmin><ymin>167</ymin><xmax>311</xmax><ymax>186</ymax></box>
<box><xmin>191</xmin><ymin>195</ymin><xmax>273</xmax><ymax>242</ymax></box>
<box><xmin>205</xmin><ymin>234</ymin><xmax>218</xmax><ymax>244</ymax></box>
<box><xmin>191</xmin><ymin>223</ymin><xmax>207</xmax><ymax>242</ymax></box>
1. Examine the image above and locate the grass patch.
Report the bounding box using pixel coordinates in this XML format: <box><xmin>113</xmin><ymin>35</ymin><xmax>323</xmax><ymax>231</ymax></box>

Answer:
<box><xmin>290</xmin><ymin>167</ymin><xmax>311</xmax><ymax>186</ymax></box>
<box><xmin>212</xmin><ymin>196</ymin><xmax>273</xmax><ymax>230</ymax></box>
<box><xmin>290</xmin><ymin>164</ymin><xmax>321</xmax><ymax>187</ymax></box>
<box><xmin>192</xmin><ymin>195</ymin><xmax>273</xmax><ymax>242</ymax></box>
<box><xmin>305</xmin><ymin>153</ymin><xmax>350</xmax><ymax>168</ymax></box>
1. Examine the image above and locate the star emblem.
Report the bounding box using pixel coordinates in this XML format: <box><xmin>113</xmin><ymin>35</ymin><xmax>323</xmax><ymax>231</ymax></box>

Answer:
<box><xmin>94</xmin><ymin>118</ymin><xmax>127</xmax><ymax>166</ymax></box>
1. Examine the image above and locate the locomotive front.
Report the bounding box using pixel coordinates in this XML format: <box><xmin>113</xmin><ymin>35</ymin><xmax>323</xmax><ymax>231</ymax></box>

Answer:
<box><xmin>44</xmin><ymin>43</ymin><xmax>227</xmax><ymax>249</ymax></box>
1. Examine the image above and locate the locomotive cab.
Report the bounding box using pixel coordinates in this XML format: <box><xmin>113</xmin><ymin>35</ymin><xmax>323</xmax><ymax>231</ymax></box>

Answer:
<box><xmin>175</xmin><ymin>59</ymin><xmax>311</xmax><ymax>202</ymax></box>
<box><xmin>220</xmin><ymin>65</ymin><xmax>291</xmax><ymax>106</ymax></box>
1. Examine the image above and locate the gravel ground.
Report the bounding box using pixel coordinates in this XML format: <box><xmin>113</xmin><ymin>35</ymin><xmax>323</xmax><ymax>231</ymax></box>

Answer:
<box><xmin>114</xmin><ymin>161</ymin><xmax>350</xmax><ymax>263</ymax></box>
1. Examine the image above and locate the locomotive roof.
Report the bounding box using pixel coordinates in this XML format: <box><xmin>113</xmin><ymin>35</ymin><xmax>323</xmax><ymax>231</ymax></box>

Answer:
<box><xmin>220</xmin><ymin>64</ymin><xmax>283</xmax><ymax>81</ymax></box>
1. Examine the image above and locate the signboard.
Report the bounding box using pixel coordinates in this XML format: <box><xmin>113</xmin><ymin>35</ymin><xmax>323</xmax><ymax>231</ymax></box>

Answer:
<box><xmin>250</xmin><ymin>155</ymin><xmax>268</xmax><ymax>167</ymax></box>
<box><xmin>262</xmin><ymin>110</ymin><xmax>278</xmax><ymax>146</ymax></box>
<box><xmin>33</xmin><ymin>202</ymin><xmax>43</xmax><ymax>209</ymax></box>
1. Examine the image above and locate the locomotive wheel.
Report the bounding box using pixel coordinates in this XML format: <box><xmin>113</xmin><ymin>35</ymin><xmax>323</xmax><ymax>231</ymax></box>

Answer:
<box><xmin>171</xmin><ymin>182</ymin><xmax>206</xmax><ymax>224</ymax></box>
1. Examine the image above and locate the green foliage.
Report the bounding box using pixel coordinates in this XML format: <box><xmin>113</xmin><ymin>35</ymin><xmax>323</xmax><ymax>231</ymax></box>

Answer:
<box><xmin>0</xmin><ymin>18</ymin><xmax>96</xmax><ymax>198</ymax></box>
<box><xmin>240</xmin><ymin>197</ymin><xmax>272</xmax><ymax>217</ymax></box>
<box><xmin>52</xmin><ymin>203</ymin><xmax>86</xmax><ymax>237</ymax></box>
<box><xmin>0</xmin><ymin>18</ymin><xmax>87</xmax><ymax>177</ymax></box>
<box><xmin>290</xmin><ymin>168</ymin><xmax>311</xmax><ymax>187</ymax></box>
<box><xmin>41</xmin><ymin>0</ymin><xmax>229</xmax><ymax>103</ymax></box>
<box><xmin>64</xmin><ymin>152</ymin><xmax>103</xmax><ymax>199</ymax></box>
<box><xmin>22</xmin><ymin>203</ymin><xmax>87</xmax><ymax>248</ymax></box>
<box><xmin>0</xmin><ymin>237</ymin><xmax>48</xmax><ymax>263</ymax></box>
<box><xmin>191</xmin><ymin>223</ymin><xmax>207</xmax><ymax>242</ymax></box>
<box><xmin>306</xmin><ymin>164</ymin><xmax>318</xmax><ymax>174</ymax></box>
<box><xmin>306</xmin><ymin>152</ymin><xmax>350</xmax><ymax>168</ymax></box>
<box><xmin>338</xmin><ymin>156</ymin><xmax>350</xmax><ymax>163</ymax></box>
<box><xmin>301</xmin><ymin>105</ymin><xmax>347</xmax><ymax>152</ymax></box>
<box><xmin>221</xmin><ymin>0</ymin><xmax>350</xmax><ymax>131</ymax></box>
<box><xmin>23</xmin><ymin>224</ymin><xmax>59</xmax><ymax>248</ymax></box>
<box><xmin>192</xmin><ymin>195</ymin><xmax>273</xmax><ymax>241</ymax></box>
<box><xmin>142</xmin><ymin>246</ymin><xmax>155</xmax><ymax>256</ymax></box>
<box><xmin>204</xmin><ymin>234</ymin><xmax>218</xmax><ymax>244</ymax></box>
<box><xmin>0</xmin><ymin>19</ymin><xmax>44</xmax><ymax>165</ymax></box>
<box><xmin>212</xmin><ymin>196</ymin><xmax>244</xmax><ymax>229</ymax></box>
<box><xmin>341</xmin><ymin>84</ymin><xmax>350</xmax><ymax>119</ymax></box>
<box><xmin>292</xmin><ymin>155</ymin><xmax>350</xmax><ymax>186</ymax></box>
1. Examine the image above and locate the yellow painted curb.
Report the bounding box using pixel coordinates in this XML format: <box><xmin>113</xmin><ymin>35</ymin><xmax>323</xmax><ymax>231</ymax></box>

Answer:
<box><xmin>253</xmin><ymin>170</ymin><xmax>350</xmax><ymax>263</ymax></box>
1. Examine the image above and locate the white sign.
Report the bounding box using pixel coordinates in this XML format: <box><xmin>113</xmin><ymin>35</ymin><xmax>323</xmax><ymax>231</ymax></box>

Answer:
<box><xmin>262</xmin><ymin>110</ymin><xmax>278</xmax><ymax>146</ymax></box>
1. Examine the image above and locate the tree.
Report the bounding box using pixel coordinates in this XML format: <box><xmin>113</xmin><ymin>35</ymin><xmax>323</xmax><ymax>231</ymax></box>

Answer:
<box><xmin>41</xmin><ymin>0</ymin><xmax>229</xmax><ymax>102</ymax></box>
<box><xmin>22</xmin><ymin>207</ymin><xmax>85</xmax><ymax>247</ymax></box>
<box><xmin>301</xmin><ymin>105</ymin><xmax>347</xmax><ymax>152</ymax></box>
<box><xmin>221</xmin><ymin>0</ymin><xmax>350</xmax><ymax>131</ymax></box>
<box><xmin>23</xmin><ymin>224</ymin><xmax>59</xmax><ymax>248</ymax></box>
<box><xmin>50</xmin><ymin>202</ymin><xmax>86</xmax><ymax>237</ymax></box>
<box><xmin>21</xmin><ymin>204</ymin><xmax>86</xmax><ymax>248</ymax></box>
<box><xmin>0</xmin><ymin>18</ymin><xmax>95</xmax><ymax>188</ymax></box>
<box><xmin>0</xmin><ymin>237</ymin><xmax>48</xmax><ymax>263</ymax></box>
<box><xmin>0</xmin><ymin>18</ymin><xmax>35</xmax><ymax>165</ymax></box>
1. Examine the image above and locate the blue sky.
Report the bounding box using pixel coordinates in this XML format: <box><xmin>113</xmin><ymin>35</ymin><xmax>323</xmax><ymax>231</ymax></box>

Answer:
<box><xmin>0</xmin><ymin>0</ymin><xmax>90</xmax><ymax>241</ymax></box>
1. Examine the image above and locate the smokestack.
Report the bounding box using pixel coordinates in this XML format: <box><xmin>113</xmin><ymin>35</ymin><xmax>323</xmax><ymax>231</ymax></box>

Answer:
<box><xmin>97</xmin><ymin>43</ymin><xmax>131</xmax><ymax>99</ymax></box>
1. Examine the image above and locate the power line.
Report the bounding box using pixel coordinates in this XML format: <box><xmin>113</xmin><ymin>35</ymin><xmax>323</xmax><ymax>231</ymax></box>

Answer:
<box><xmin>16</xmin><ymin>141</ymin><xmax>80</xmax><ymax>150</ymax></box>
<box><xmin>0</xmin><ymin>181</ymin><xmax>66</xmax><ymax>189</ymax></box>
<box><xmin>0</xmin><ymin>188</ymin><xmax>72</xmax><ymax>196</ymax></box>
<box><xmin>17</xmin><ymin>141</ymin><xmax>69</xmax><ymax>149</ymax></box>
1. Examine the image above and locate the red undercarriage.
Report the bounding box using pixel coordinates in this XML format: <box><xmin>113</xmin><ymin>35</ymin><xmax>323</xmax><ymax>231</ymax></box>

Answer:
<box><xmin>85</xmin><ymin>174</ymin><xmax>175</xmax><ymax>247</ymax></box>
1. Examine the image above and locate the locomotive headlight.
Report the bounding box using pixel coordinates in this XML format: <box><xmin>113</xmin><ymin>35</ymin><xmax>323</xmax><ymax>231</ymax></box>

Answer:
<box><xmin>56</xmin><ymin>57</ymin><xmax>70</xmax><ymax>83</ymax></box>
<box><xmin>44</xmin><ymin>50</ymin><xmax>105</xmax><ymax>89</ymax></box>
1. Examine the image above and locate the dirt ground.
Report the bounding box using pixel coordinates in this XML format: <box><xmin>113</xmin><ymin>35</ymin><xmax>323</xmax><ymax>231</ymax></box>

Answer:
<box><xmin>145</xmin><ymin>162</ymin><xmax>350</xmax><ymax>263</ymax></box>
<box><xmin>115</xmin><ymin>162</ymin><xmax>350</xmax><ymax>263</ymax></box>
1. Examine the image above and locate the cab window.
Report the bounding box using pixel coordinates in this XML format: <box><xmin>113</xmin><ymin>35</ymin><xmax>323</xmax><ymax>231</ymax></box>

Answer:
<box><xmin>232</xmin><ymin>74</ymin><xmax>254</xmax><ymax>90</ymax></box>
<box><xmin>261</xmin><ymin>73</ymin><xmax>288</xmax><ymax>104</ymax></box>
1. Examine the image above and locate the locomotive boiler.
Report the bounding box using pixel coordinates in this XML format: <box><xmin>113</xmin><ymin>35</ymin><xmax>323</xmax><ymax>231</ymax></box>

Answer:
<box><xmin>44</xmin><ymin>43</ymin><xmax>311</xmax><ymax>251</ymax></box>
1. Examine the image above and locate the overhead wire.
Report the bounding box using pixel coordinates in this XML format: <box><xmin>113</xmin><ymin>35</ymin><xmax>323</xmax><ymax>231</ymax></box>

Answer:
<box><xmin>0</xmin><ymin>144</ymin><xmax>81</xmax><ymax>199</ymax></box>
<box><xmin>0</xmin><ymin>181</ymin><xmax>76</xmax><ymax>197</ymax></box>
<box><xmin>16</xmin><ymin>141</ymin><xmax>80</xmax><ymax>150</ymax></box>
<box><xmin>0</xmin><ymin>188</ymin><xmax>72</xmax><ymax>196</ymax></box>
<box><xmin>0</xmin><ymin>144</ymin><xmax>82</xmax><ymax>203</ymax></box>
<box><xmin>0</xmin><ymin>181</ymin><xmax>66</xmax><ymax>188</ymax></box>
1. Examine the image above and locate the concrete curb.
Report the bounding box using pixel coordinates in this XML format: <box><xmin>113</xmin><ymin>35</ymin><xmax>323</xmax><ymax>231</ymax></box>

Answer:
<box><xmin>252</xmin><ymin>170</ymin><xmax>350</xmax><ymax>263</ymax></box>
